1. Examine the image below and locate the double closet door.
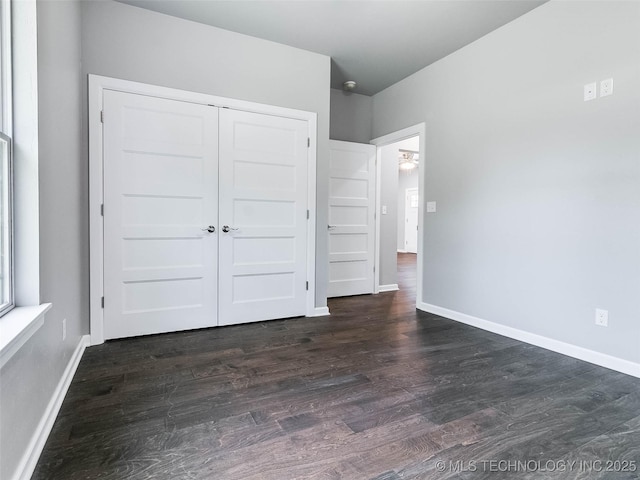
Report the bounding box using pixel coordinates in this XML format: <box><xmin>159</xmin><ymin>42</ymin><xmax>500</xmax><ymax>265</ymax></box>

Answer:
<box><xmin>102</xmin><ymin>90</ymin><xmax>308</xmax><ymax>340</ymax></box>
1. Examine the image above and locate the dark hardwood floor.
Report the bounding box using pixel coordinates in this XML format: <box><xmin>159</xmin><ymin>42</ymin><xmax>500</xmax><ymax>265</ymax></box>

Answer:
<box><xmin>34</xmin><ymin>253</ymin><xmax>640</xmax><ymax>479</ymax></box>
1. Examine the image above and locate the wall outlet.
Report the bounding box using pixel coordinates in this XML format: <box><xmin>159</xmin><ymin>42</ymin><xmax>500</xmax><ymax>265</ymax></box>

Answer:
<box><xmin>595</xmin><ymin>309</ymin><xmax>608</xmax><ymax>327</ymax></box>
<box><xmin>584</xmin><ymin>82</ymin><xmax>597</xmax><ymax>101</ymax></box>
<box><xmin>62</xmin><ymin>318</ymin><xmax>67</xmax><ymax>340</ymax></box>
<box><xmin>600</xmin><ymin>78</ymin><xmax>614</xmax><ymax>97</ymax></box>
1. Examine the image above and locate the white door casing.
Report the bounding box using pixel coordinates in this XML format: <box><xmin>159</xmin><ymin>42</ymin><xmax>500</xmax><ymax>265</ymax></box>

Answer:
<box><xmin>327</xmin><ymin>140</ymin><xmax>376</xmax><ymax>297</ymax></box>
<box><xmin>103</xmin><ymin>90</ymin><xmax>219</xmax><ymax>339</ymax></box>
<box><xmin>218</xmin><ymin>109</ymin><xmax>309</xmax><ymax>325</ymax></box>
<box><xmin>405</xmin><ymin>187</ymin><xmax>419</xmax><ymax>254</ymax></box>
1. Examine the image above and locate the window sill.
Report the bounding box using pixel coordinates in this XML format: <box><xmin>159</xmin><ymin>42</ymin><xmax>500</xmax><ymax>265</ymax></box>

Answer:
<box><xmin>0</xmin><ymin>303</ymin><xmax>52</xmax><ymax>369</ymax></box>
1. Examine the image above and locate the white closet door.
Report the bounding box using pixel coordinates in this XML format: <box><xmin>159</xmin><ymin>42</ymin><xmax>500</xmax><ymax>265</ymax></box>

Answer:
<box><xmin>328</xmin><ymin>140</ymin><xmax>376</xmax><ymax>297</ymax></box>
<box><xmin>103</xmin><ymin>90</ymin><xmax>219</xmax><ymax>340</ymax></box>
<box><xmin>218</xmin><ymin>109</ymin><xmax>308</xmax><ymax>325</ymax></box>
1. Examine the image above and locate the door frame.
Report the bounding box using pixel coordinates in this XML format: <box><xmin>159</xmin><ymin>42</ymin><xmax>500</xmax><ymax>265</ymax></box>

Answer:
<box><xmin>370</xmin><ymin>123</ymin><xmax>426</xmax><ymax>306</ymax></box>
<box><xmin>89</xmin><ymin>75</ymin><xmax>318</xmax><ymax>346</ymax></box>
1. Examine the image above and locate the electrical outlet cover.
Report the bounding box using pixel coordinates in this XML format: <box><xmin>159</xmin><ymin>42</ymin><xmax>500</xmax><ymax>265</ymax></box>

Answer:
<box><xmin>600</xmin><ymin>78</ymin><xmax>613</xmax><ymax>97</ymax></box>
<box><xmin>595</xmin><ymin>309</ymin><xmax>608</xmax><ymax>327</ymax></box>
<box><xmin>584</xmin><ymin>82</ymin><xmax>597</xmax><ymax>101</ymax></box>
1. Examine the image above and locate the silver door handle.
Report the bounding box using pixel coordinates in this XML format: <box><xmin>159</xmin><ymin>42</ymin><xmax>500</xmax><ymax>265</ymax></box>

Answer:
<box><xmin>328</xmin><ymin>225</ymin><xmax>336</xmax><ymax>230</ymax></box>
<box><xmin>222</xmin><ymin>225</ymin><xmax>239</xmax><ymax>233</ymax></box>
<box><xmin>201</xmin><ymin>225</ymin><xmax>216</xmax><ymax>233</ymax></box>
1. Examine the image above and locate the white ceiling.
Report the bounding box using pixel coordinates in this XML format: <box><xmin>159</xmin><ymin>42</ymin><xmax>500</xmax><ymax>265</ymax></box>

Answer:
<box><xmin>116</xmin><ymin>0</ymin><xmax>546</xmax><ymax>96</ymax></box>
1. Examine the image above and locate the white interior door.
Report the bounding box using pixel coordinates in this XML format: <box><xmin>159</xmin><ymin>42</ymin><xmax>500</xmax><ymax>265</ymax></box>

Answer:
<box><xmin>328</xmin><ymin>140</ymin><xmax>376</xmax><ymax>297</ymax></box>
<box><xmin>405</xmin><ymin>188</ymin><xmax>419</xmax><ymax>254</ymax></box>
<box><xmin>103</xmin><ymin>90</ymin><xmax>219</xmax><ymax>340</ymax></box>
<box><xmin>218</xmin><ymin>109</ymin><xmax>308</xmax><ymax>325</ymax></box>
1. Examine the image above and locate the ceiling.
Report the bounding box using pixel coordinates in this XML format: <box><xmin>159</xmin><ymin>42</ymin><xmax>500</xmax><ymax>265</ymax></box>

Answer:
<box><xmin>116</xmin><ymin>0</ymin><xmax>546</xmax><ymax>96</ymax></box>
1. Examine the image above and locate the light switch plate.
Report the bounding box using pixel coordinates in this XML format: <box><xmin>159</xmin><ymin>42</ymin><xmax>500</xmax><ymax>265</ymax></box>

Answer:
<box><xmin>382</xmin><ymin>205</ymin><xmax>387</xmax><ymax>215</ymax></box>
<box><xmin>600</xmin><ymin>78</ymin><xmax>613</xmax><ymax>97</ymax></box>
<box><xmin>584</xmin><ymin>82</ymin><xmax>597</xmax><ymax>101</ymax></box>
<box><xmin>426</xmin><ymin>201</ymin><xmax>437</xmax><ymax>213</ymax></box>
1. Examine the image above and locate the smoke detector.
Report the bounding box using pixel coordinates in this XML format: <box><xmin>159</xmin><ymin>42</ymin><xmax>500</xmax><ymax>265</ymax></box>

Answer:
<box><xmin>343</xmin><ymin>80</ymin><xmax>357</xmax><ymax>92</ymax></box>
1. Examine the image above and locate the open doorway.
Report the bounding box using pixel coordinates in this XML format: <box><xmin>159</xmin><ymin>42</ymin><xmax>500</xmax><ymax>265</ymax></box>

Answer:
<box><xmin>371</xmin><ymin>124</ymin><xmax>425</xmax><ymax>308</ymax></box>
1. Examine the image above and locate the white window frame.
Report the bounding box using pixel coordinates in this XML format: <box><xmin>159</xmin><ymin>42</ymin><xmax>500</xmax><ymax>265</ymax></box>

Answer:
<box><xmin>0</xmin><ymin>0</ymin><xmax>50</xmax><ymax>369</ymax></box>
<box><xmin>0</xmin><ymin>133</ymin><xmax>13</xmax><ymax>316</ymax></box>
<box><xmin>0</xmin><ymin>0</ymin><xmax>14</xmax><ymax>316</ymax></box>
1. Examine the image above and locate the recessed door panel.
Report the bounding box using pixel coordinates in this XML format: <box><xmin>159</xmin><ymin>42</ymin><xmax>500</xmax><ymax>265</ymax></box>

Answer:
<box><xmin>233</xmin><ymin>237</ymin><xmax>296</xmax><ymax>265</ymax></box>
<box><xmin>330</xmin><ymin>233</ymin><xmax>368</xmax><ymax>255</ymax></box>
<box><xmin>234</xmin><ymin>162</ymin><xmax>296</xmax><ymax>191</ymax></box>
<box><xmin>233</xmin><ymin>199</ymin><xmax>296</xmax><ymax>227</ymax></box>
<box><xmin>232</xmin><ymin>273</ymin><xmax>296</xmax><ymax>303</ymax></box>
<box><xmin>330</xmin><ymin>205</ymin><xmax>369</xmax><ymax>226</ymax></box>
<box><xmin>123</xmin><ymin>152</ymin><xmax>204</xmax><ymax>195</ymax></box>
<box><xmin>330</xmin><ymin>177</ymin><xmax>368</xmax><ymax>199</ymax></box>
<box><xmin>122</xmin><ymin>238</ymin><xmax>203</xmax><ymax>270</ymax></box>
<box><xmin>330</xmin><ymin>260</ymin><xmax>369</xmax><ymax>282</ymax></box>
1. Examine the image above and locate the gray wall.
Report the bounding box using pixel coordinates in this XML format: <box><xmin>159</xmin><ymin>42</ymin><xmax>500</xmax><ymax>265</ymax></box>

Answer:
<box><xmin>0</xmin><ymin>1</ymin><xmax>85</xmax><ymax>479</ymax></box>
<box><xmin>81</xmin><ymin>0</ymin><xmax>331</xmax><ymax>307</ymax></box>
<box><xmin>372</xmin><ymin>1</ymin><xmax>640</xmax><ymax>364</ymax></box>
<box><xmin>398</xmin><ymin>167</ymin><xmax>419</xmax><ymax>250</ymax></box>
<box><xmin>330</xmin><ymin>88</ymin><xmax>373</xmax><ymax>143</ymax></box>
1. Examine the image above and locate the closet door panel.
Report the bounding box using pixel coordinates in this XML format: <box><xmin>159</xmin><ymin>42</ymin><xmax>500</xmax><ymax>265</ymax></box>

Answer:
<box><xmin>103</xmin><ymin>90</ymin><xmax>219</xmax><ymax>339</ymax></box>
<box><xmin>218</xmin><ymin>109</ymin><xmax>308</xmax><ymax>325</ymax></box>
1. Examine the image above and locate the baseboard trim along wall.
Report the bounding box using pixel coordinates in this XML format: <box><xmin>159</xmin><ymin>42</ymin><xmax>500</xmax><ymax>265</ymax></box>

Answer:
<box><xmin>309</xmin><ymin>307</ymin><xmax>330</xmax><ymax>317</ymax></box>
<box><xmin>418</xmin><ymin>302</ymin><xmax>640</xmax><ymax>379</ymax></box>
<box><xmin>14</xmin><ymin>334</ymin><xmax>90</xmax><ymax>480</ymax></box>
<box><xmin>379</xmin><ymin>284</ymin><xmax>400</xmax><ymax>293</ymax></box>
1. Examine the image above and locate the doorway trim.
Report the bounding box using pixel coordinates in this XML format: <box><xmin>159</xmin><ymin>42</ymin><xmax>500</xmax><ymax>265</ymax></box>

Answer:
<box><xmin>88</xmin><ymin>75</ymin><xmax>318</xmax><ymax>345</ymax></box>
<box><xmin>370</xmin><ymin>123</ymin><xmax>426</xmax><ymax>307</ymax></box>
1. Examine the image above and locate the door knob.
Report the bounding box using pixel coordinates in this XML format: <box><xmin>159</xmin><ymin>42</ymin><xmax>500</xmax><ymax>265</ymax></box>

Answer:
<box><xmin>222</xmin><ymin>225</ymin><xmax>239</xmax><ymax>233</ymax></box>
<box><xmin>201</xmin><ymin>225</ymin><xmax>216</xmax><ymax>233</ymax></box>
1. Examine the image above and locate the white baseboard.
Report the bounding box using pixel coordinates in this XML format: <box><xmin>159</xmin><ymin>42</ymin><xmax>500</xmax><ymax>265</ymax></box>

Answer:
<box><xmin>14</xmin><ymin>334</ymin><xmax>90</xmax><ymax>480</ymax></box>
<box><xmin>308</xmin><ymin>306</ymin><xmax>330</xmax><ymax>317</ymax></box>
<box><xmin>397</xmin><ymin>249</ymin><xmax>407</xmax><ymax>253</ymax></box>
<box><xmin>379</xmin><ymin>284</ymin><xmax>399</xmax><ymax>293</ymax></box>
<box><xmin>418</xmin><ymin>302</ymin><xmax>640</xmax><ymax>379</ymax></box>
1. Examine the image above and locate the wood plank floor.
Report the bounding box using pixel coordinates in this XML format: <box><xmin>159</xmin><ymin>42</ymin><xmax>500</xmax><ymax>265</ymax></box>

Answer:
<box><xmin>34</xmin><ymin>253</ymin><xmax>640</xmax><ymax>479</ymax></box>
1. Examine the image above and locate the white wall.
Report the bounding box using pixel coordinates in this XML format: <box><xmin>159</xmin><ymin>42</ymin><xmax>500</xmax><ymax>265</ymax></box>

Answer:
<box><xmin>330</xmin><ymin>88</ymin><xmax>373</xmax><ymax>143</ymax></box>
<box><xmin>81</xmin><ymin>0</ymin><xmax>331</xmax><ymax>308</ymax></box>
<box><xmin>0</xmin><ymin>2</ymin><xmax>85</xmax><ymax>479</ymax></box>
<box><xmin>372</xmin><ymin>1</ymin><xmax>640</xmax><ymax>365</ymax></box>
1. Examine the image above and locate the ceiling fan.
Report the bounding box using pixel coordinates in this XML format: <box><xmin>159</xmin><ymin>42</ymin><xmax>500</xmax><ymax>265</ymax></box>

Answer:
<box><xmin>398</xmin><ymin>149</ymin><xmax>419</xmax><ymax>171</ymax></box>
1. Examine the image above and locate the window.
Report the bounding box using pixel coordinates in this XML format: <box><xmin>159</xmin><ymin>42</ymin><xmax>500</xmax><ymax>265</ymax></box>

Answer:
<box><xmin>0</xmin><ymin>0</ymin><xmax>13</xmax><ymax>316</ymax></box>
